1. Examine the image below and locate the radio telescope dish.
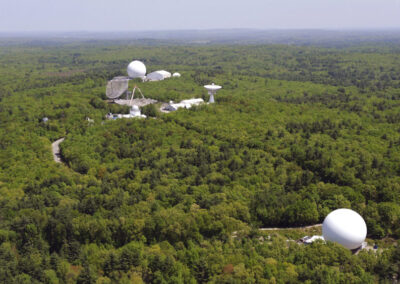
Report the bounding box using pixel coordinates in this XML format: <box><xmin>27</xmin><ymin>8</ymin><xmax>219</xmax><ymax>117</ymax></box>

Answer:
<box><xmin>106</xmin><ymin>77</ymin><xmax>130</xmax><ymax>99</ymax></box>
<box><xmin>204</xmin><ymin>83</ymin><xmax>222</xmax><ymax>103</ymax></box>
<box><xmin>127</xmin><ymin>60</ymin><xmax>146</xmax><ymax>79</ymax></box>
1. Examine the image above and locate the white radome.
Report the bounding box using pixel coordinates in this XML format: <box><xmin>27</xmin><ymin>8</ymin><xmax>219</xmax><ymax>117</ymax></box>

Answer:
<box><xmin>322</xmin><ymin>208</ymin><xmax>367</xmax><ymax>250</ymax></box>
<box><xmin>127</xmin><ymin>60</ymin><xmax>146</xmax><ymax>78</ymax></box>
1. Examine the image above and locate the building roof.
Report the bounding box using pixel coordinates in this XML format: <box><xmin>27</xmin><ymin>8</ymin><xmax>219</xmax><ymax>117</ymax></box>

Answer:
<box><xmin>302</xmin><ymin>235</ymin><xmax>325</xmax><ymax>244</ymax></box>
<box><xmin>164</xmin><ymin>98</ymin><xmax>204</xmax><ymax>112</ymax></box>
<box><xmin>146</xmin><ymin>70</ymin><xmax>172</xmax><ymax>81</ymax></box>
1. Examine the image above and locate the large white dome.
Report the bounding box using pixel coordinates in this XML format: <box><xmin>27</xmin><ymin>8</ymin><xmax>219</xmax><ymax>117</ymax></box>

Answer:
<box><xmin>127</xmin><ymin>60</ymin><xmax>146</xmax><ymax>78</ymax></box>
<box><xmin>322</xmin><ymin>208</ymin><xmax>367</xmax><ymax>250</ymax></box>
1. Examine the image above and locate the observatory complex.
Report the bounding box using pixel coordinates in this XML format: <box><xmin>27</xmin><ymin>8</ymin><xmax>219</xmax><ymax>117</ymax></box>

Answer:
<box><xmin>106</xmin><ymin>60</ymin><xmax>157</xmax><ymax>108</ymax></box>
<box><xmin>106</xmin><ymin>60</ymin><xmax>182</xmax><ymax>108</ymax></box>
<box><xmin>105</xmin><ymin>60</ymin><xmax>220</xmax><ymax>116</ymax></box>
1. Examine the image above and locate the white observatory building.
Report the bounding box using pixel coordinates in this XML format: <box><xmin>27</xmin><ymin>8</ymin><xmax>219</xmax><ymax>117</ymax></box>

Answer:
<box><xmin>204</xmin><ymin>83</ymin><xmax>222</xmax><ymax>103</ymax></box>
<box><xmin>107</xmin><ymin>105</ymin><xmax>146</xmax><ymax>119</ymax></box>
<box><xmin>322</xmin><ymin>208</ymin><xmax>367</xmax><ymax>250</ymax></box>
<box><xmin>164</xmin><ymin>98</ymin><xmax>204</xmax><ymax>112</ymax></box>
<box><xmin>145</xmin><ymin>70</ymin><xmax>172</xmax><ymax>82</ymax></box>
<box><xmin>127</xmin><ymin>60</ymin><xmax>146</xmax><ymax>79</ymax></box>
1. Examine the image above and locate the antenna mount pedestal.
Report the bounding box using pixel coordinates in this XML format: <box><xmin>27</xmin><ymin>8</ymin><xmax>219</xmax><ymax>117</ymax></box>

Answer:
<box><xmin>208</xmin><ymin>92</ymin><xmax>215</xmax><ymax>103</ymax></box>
<box><xmin>129</xmin><ymin>84</ymin><xmax>145</xmax><ymax>105</ymax></box>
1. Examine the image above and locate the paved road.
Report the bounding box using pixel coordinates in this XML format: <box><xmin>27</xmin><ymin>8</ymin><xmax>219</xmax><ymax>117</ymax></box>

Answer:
<box><xmin>52</xmin><ymin>137</ymin><xmax>65</xmax><ymax>163</ymax></box>
<box><xmin>232</xmin><ymin>224</ymin><xmax>322</xmax><ymax>238</ymax></box>
<box><xmin>259</xmin><ymin>224</ymin><xmax>322</xmax><ymax>231</ymax></box>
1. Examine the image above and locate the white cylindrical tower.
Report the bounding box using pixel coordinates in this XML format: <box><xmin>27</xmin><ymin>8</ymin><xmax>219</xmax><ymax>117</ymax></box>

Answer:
<box><xmin>209</xmin><ymin>93</ymin><xmax>215</xmax><ymax>103</ymax></box>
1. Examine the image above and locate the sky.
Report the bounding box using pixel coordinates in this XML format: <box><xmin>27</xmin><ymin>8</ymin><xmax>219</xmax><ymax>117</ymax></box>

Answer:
<box><xmin>1</xmin><ymin>0</ymin><xmax>400</xmax><ymax>32</ymax></box>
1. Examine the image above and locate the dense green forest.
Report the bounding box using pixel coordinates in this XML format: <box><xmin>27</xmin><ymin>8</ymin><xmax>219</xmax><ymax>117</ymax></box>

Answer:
<box><xmin>0</xmin><ymin>40</ymin><xmax>399</xmax><ymax>283</ymax></box>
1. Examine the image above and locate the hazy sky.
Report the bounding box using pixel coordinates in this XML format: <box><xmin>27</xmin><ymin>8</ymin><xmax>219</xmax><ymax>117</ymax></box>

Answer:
<box><xmin>1</xmin><ymin>0</ymin><xmax>400</xmax><ymax>32</ymax></box>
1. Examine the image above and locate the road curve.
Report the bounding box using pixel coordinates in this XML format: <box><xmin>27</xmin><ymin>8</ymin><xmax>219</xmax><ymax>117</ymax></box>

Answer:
<box><xmin>52</xmin><ymin>137</ymin><xmax>65</xmax><ymax>163</ymax></box>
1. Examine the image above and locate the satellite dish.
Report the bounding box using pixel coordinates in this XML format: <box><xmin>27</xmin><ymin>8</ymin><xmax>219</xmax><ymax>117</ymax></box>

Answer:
<box><xmin>127</xmin><ymin>60</ymin><xmax>146</xmax><ymax>79</ymax></box>
<box><xmin>204</xmin><ymin>83</ymin><xmax>222</xmax><ymax>103</ymax></box>
<box><xmin>322</xmin><ymin>208</ymin><xmax>367</xmax><ymax>250</ymax></box>
<box><xmin>106</xmin><ymin>77</ymin><xmax>130</xmax><ymax>99</ymax></box>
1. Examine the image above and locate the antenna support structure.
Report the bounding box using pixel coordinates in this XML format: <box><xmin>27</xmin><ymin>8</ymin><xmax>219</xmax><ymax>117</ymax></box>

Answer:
<box><xmin>130</xmin><ymin>84</ymin><xmax>145</xmax><ymax>105</ymax></box>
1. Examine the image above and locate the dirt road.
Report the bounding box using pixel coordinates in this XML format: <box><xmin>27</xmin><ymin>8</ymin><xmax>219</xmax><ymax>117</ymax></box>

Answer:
<box><xmin>52</xmin><ymin>137</ymin><xmax>65</xmax><ymax>163</ymax></box>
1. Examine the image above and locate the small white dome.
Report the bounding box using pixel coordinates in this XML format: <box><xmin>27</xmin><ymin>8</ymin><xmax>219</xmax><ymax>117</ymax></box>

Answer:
<box><xmin>173</xmin><ymin>72</ymin><xmax>181</xmax><ymax>77</ymax></box>
<box><xmin>322</xmin><ymin>209</ymin><xmax>367</xmax><ymax>250</ymax></box>
<box><xmin>127</xmin><ymin>60</ymin><xmax>146</xmax><ymax>78</ymax></box>
<box><xmin>132</xmin><ymin>105</ymin><xmax>140</xmax><ymax>111</ymax></box>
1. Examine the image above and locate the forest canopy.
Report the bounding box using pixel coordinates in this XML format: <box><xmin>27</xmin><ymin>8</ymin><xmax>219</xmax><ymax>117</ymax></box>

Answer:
<box><xmin>0</xmin><ymin>40</ymin><xmax>399</xmax><ymax>283</ymax></box>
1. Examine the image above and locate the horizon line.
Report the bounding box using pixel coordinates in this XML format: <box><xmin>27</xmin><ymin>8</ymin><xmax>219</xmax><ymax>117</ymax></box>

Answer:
<box><xmin>2</xmin><ymin>27</ymin><xmax>400</xmax><ymax>34</ymax></box>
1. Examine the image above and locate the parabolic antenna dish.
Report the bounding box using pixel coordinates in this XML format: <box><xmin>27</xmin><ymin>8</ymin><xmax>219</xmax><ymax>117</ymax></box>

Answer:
<box><xmin>127</xmin><ymin>60</ymin><xmax>146</xmax><ymax>78</ymax></box>
<box><xmin>322</xmin><ymin>208</ymin><xmax>367</xmax><ymax>250</ymax></box>
<box><xmin>106</xmin><ymin>77</ymin><xmax>130</xmax><ymax>99</ymax></box>
<box><xmin>204</xmin><ymin>83</ymin><xmax>222</xmax><ymax>91</ymax></box>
